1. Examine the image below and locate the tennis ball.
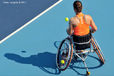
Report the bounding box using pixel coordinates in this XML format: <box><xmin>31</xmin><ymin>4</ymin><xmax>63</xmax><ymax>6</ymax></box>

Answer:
<box><xmin>61</xmin><ymin>60</ymin><xmax>65</xmax><ymax>64</ymax></box>
<box><xmin>65</xmin><ymin>17</ymin><xmax>69</xmax><ymax>22</ymax></box>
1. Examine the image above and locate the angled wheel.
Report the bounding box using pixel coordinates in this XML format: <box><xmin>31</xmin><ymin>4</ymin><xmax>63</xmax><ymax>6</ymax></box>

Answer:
<box><xmin>56</xmin><ymin>37</ymin><xmax>73</xmax><ymax>71</ymax></box>
<box><xmin>91</xmin><ymin>36</ymin><xmax>105</xmax><ymax>64</ymax></box>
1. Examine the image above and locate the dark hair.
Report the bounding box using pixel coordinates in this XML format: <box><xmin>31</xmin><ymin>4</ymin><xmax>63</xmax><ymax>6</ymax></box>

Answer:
<box><xmin>73</xmin><ymin>1</ymin><xmax>82</xmax><ymax>13</ymax></box>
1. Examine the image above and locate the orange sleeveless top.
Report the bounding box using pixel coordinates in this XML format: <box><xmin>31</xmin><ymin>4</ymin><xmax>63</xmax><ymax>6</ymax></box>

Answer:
<box><xmin>73</xmin><ymin>13</ymin><xmax>90</xmax><ymax>36</ymax></box>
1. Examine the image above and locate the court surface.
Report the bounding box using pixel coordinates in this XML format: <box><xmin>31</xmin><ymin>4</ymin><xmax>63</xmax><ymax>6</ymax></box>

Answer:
<box><xmin>0</xmin><ymin>0</ymin><xmax>114</xmax><ymax>76</ymax></box>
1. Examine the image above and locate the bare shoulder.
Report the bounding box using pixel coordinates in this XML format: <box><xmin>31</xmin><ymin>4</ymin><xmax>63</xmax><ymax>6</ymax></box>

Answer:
<box><xmin>85</xmin><ymin>14</ymin><xmax>92</xmax><ymax>20</ymax></box>
<box><xmin>70</xmin><ymin>16</ymin><xmax>78</xmax><ymax>22</ymax></box>
<box><xmin>69</xmin><ymin>17</ymin><xmax>75</xmax><ymax>24</ymax></box>
<box><xmin>70</xmin><ymin>17</ymin><xmax>75</xmax><ymax>21</ymax></box>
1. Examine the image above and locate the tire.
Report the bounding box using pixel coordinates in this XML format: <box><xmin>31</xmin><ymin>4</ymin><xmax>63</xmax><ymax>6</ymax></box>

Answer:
<box><xmin>91</xmin><ymin>37</ymin><xmax>105</xmax><ymax>64</ymax></box>
<box><xmin>56</xmin><ymin>37</ymin><xmax>73</xmax><ymax>71</ymax></box>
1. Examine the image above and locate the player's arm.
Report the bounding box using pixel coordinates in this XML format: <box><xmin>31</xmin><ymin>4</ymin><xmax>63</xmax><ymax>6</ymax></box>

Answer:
<box><xmin>89</xmin><ymin>16</ymin><xmax>97</xmax><ymax>33</ymax></box>
<box><xmin>67</xmin><ymin>18</ymin><xmax>74</xmax><ymax>35</ymax></box>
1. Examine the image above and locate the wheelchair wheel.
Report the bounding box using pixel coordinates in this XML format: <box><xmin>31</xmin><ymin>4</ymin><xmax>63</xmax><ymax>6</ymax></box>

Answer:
<box><xmin>91</xmin><ymin>36</ymin><xmax>105</xmax><ymax>64</ymax></box>
<box><xmin>56</xmin><ymin>37</ymin><xmax>73</xmax><ymax>71</ymax></box>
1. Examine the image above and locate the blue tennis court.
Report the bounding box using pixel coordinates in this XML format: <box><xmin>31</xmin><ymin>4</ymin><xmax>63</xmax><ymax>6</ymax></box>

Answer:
<box><xmin>0</xmin><ymin>0</ymin><xmax>114</xmax><ymax>76</ymax></box>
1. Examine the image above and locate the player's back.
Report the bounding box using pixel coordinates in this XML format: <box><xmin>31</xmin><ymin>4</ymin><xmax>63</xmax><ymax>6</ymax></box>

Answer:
<box><xmin>71</xmin><ymin>13</ymin><xmax>91</xmax><ymax>36</ymax></box>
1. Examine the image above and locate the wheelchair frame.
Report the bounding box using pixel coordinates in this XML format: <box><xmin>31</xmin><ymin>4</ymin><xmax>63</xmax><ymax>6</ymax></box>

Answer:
<box><xmin>56</xmin><ymin>34</ymin><xmax>105</xmax><ymax>75</ymax></box>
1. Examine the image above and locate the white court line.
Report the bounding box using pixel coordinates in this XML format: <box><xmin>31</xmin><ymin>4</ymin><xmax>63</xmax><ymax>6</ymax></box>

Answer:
<box><xmin>0</xmin><ymin>0</ymin><xmax>63</xmax><ymax>44</ymax></box>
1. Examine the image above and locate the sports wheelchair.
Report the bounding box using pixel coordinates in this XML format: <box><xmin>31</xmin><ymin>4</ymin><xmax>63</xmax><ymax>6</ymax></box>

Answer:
<box><xmin>56</xmin><ymin>33</ymin><xmax>105</xmax><ymax>75</ymax></box>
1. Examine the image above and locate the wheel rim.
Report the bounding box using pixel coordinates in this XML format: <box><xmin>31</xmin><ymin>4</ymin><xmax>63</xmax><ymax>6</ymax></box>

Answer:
<box><xmin>56</xmin><ymin>38</ymin><xmax>73</xmax><ymax>71</ymax></box>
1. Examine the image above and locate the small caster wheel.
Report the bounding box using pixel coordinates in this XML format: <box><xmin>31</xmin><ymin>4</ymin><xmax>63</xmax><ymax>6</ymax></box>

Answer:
<box><xmin>86</xmin><ymin>71</ymin><xmax>90</xmax><ymax>76</ymax></box>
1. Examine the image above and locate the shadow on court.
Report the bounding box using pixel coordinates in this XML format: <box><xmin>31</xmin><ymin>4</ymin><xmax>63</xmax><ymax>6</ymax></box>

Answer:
<box><xmin>4</xmin><ymin>41</ymin><xmax>104</xmax><ymax>76</ymax></box>
<box><xmin>69</xmin><ymin>55</ymin><xmax>104</xmax><ymax>76</ymax></box>
<box><xmin>4</xmin><ymin>52</ymin><xmax>61</xmax><ymax>75</ymax></box>
<box><xmin>70</xmin><ymin>55</ymin><xmax>104</xmax><ymax>69</ymax></box>
<box><xmin>54</xmin><ymin>41</ymin><xmax>61</xmax><ymax>49</ymax></box>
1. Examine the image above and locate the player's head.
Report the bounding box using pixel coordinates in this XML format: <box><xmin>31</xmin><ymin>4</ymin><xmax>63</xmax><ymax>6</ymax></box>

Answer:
<box><xmin>73</xmin><ymin>1</ymin><xmax>82</xmax><ymax>13</ymax></box>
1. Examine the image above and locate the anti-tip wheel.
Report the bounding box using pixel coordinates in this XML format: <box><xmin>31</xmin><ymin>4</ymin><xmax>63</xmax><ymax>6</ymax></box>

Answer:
<box><xmin>86</xmin><ymin>71</ymin><xmax>90</xmax><ymax>76</ymax></box>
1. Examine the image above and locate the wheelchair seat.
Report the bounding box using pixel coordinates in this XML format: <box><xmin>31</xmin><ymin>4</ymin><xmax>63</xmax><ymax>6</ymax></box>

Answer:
<box><xmin>72</xmin><ymin>33</ymin><xmax>92</xmax><ymax>50</ymax></box>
